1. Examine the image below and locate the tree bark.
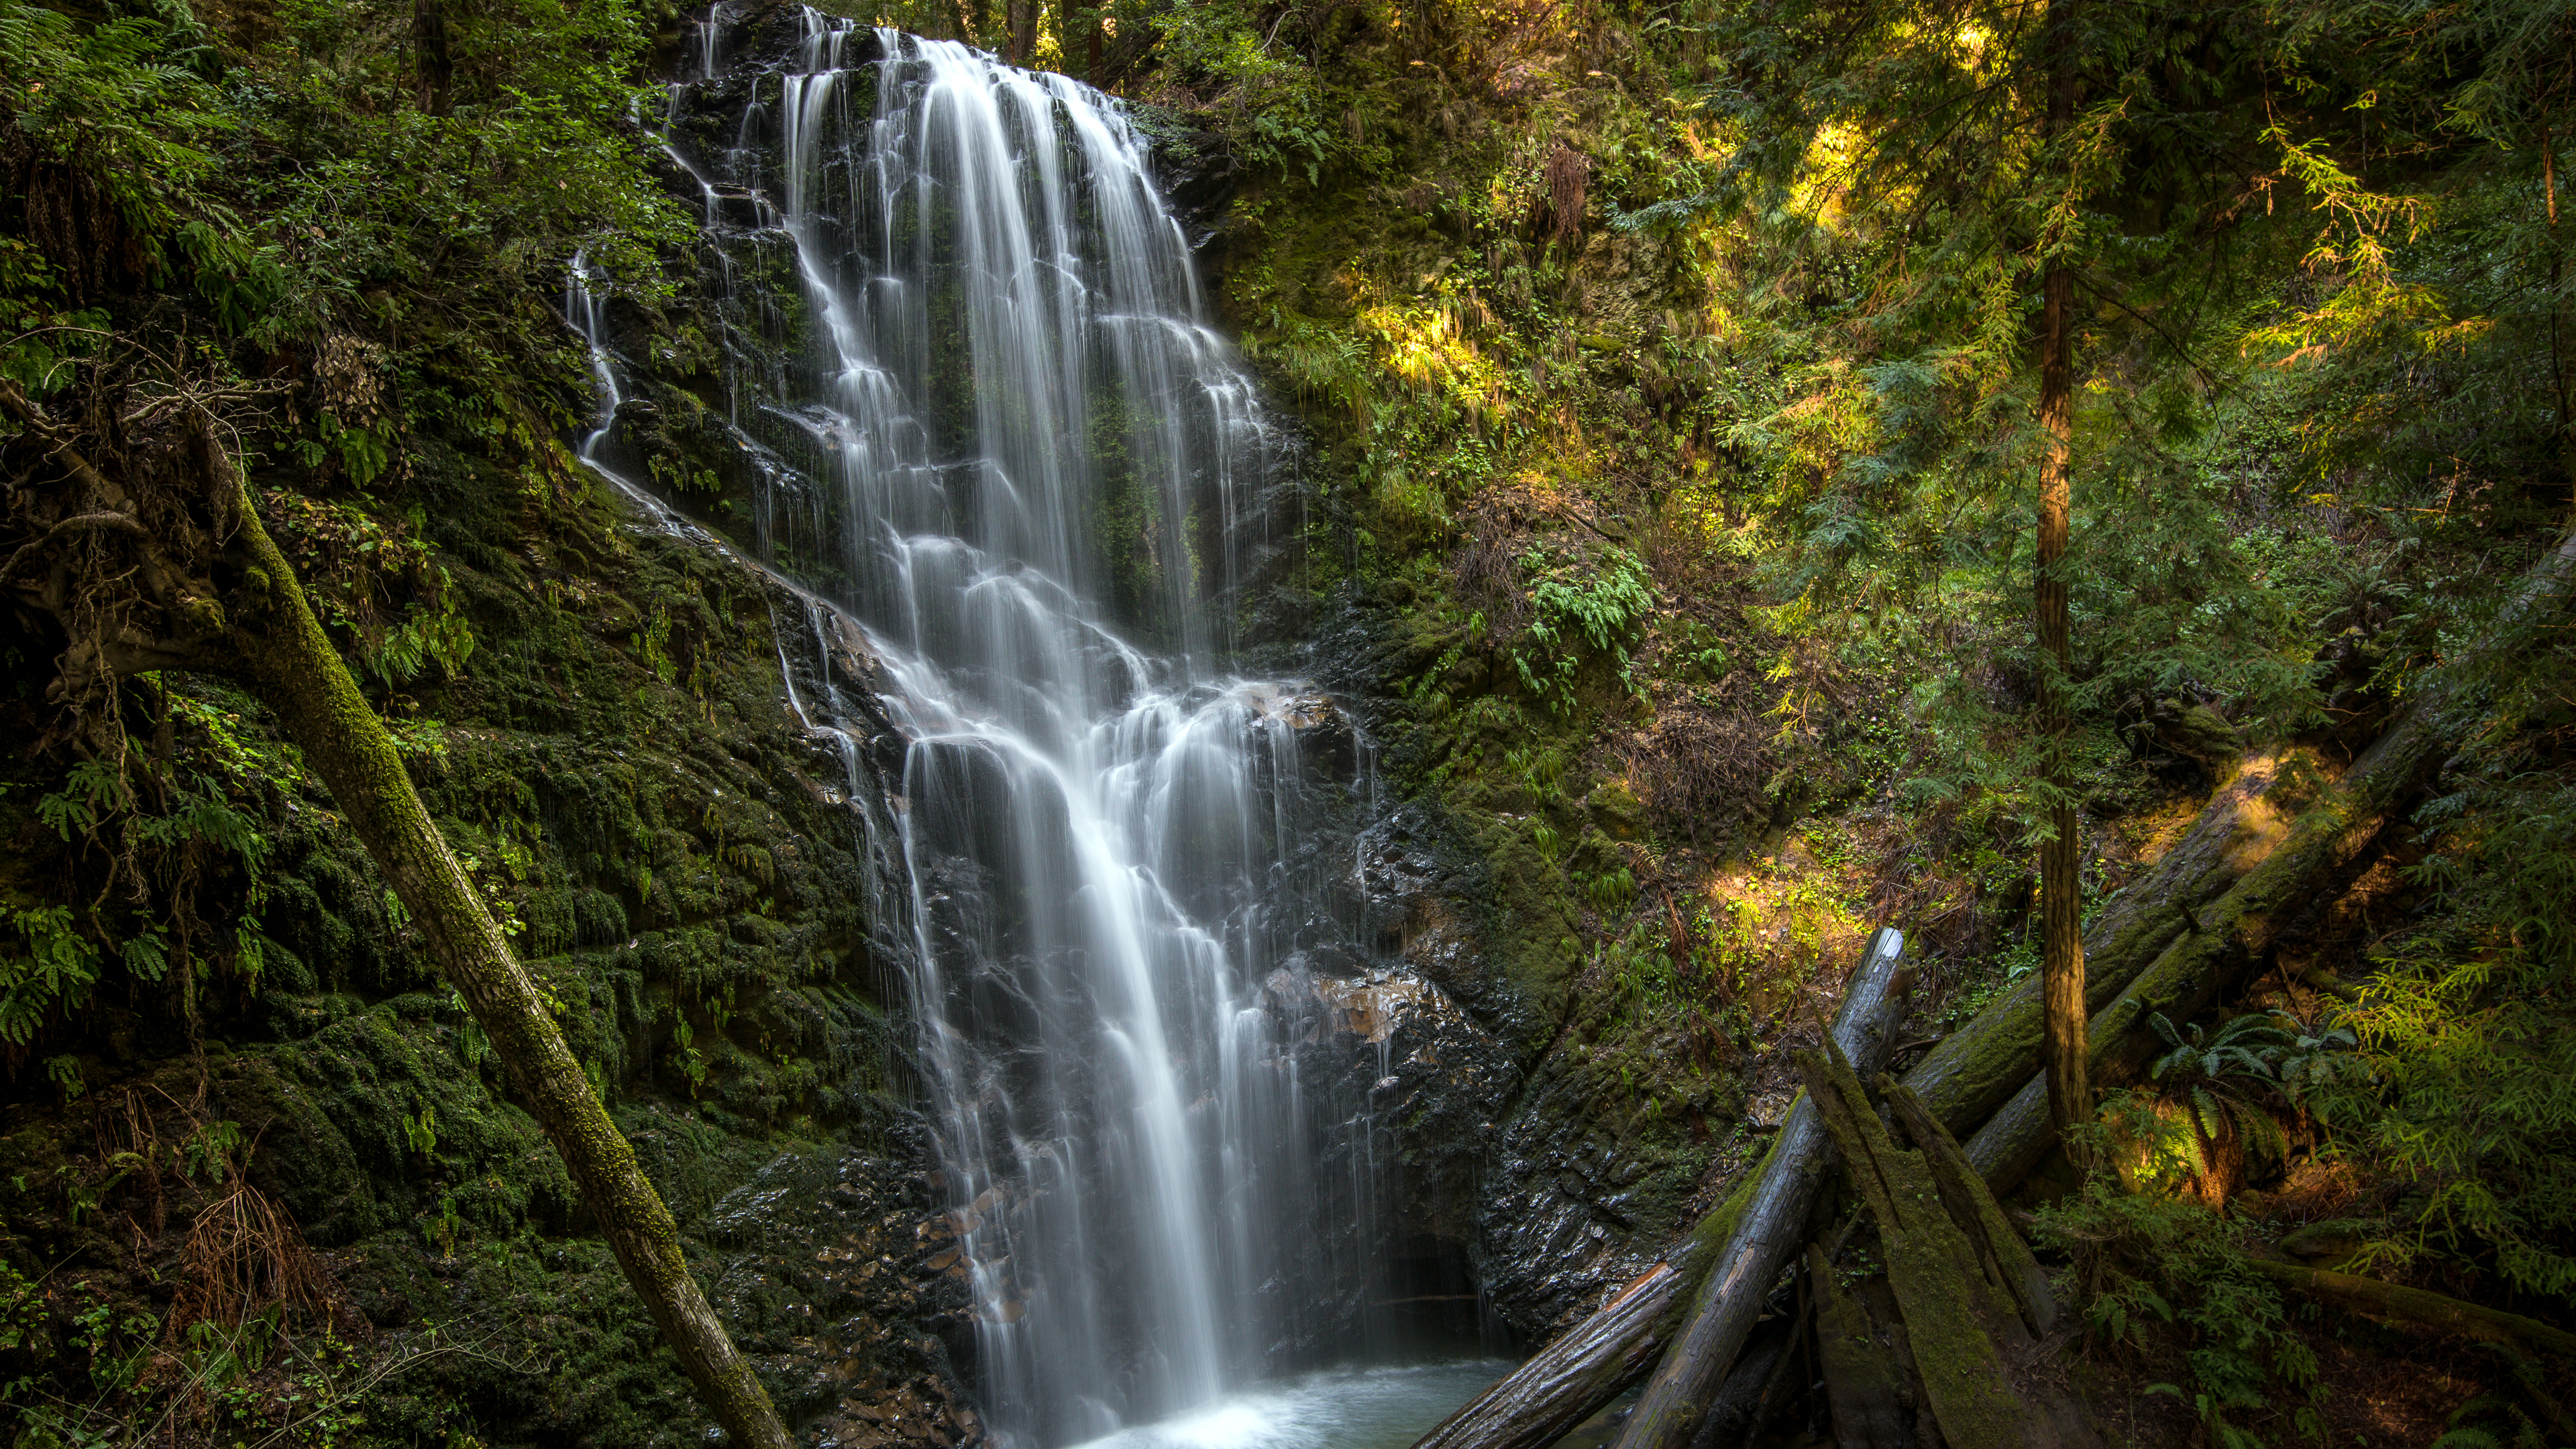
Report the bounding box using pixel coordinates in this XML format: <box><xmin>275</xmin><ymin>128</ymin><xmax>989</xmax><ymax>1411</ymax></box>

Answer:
<box><xmin>1691</xmin><ymin>1322</ymin><xmax>1791</xmax><ymax>1449</ymax></box>
<box><xmin>412</xmin><ymin>0</ymin><xmax>453</xmax><ymax>115</ymax></box>
<box><xmin>1881</xmin><ymin>1079</ymin><xmax>2056</xmax><ymax>1336</ymax></box>
<box><xmin>197</xmin><ymin>433</ymin><xmax>795</xmax><ymax>1448</ymax></box>
<box><xmin>1006</xmin><ymin>0</ymin><xmax>1038</xmax><ymax>65</ymax></box>
<box><xmin>1811</xmin><ymin>1245</ymin><xmax>1917</xmax><ymax>1449</ymax></box>
<box><xmin>1411</xmin><ymin>1264</ymin><xmax>1682</xmax><ymax>1449</ymax></box>
<box><xmin>1604</xmin><ymin>927</ymin><xmax>1912</xmax><ymax>1449</ymax></box>
<box><xmin>2035</xmin><ymin>0</ymin><xmax>2088</xmax><ymax>1150</ymax></box>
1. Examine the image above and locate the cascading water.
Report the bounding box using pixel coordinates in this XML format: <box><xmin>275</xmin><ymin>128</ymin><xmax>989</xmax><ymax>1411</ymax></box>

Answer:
<box><xmin>566</xmin><ymin>10</ymin><xmax>1505</xmax><ymax>1446</ymax></box>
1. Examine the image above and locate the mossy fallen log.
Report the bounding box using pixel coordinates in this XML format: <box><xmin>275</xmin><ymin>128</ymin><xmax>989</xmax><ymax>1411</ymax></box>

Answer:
<box><xmin>1960</xmin><ymin>707</ymin><xmax>2449</xmax><ymax>1189</ymax></box>
<box><xmin>1811</xmin><ymin>1243</ymin><xmax>1919</xmax><ymax>1449</ymax></box>
<box><xmin>1411</xmin><ymin>1263</ymin><xmax>1681</xmax><ymax>1449</ymax></box>
<box><xmin>2241</xmin><ymin>1258</ymin><xmax>2576</xmax><ymax>1358</ymax></box>
<box><xmin>1958</xmin><ymin>524</ymin><xmax>2576</xmax><ymax>1192</ymax></box>
<box><xmin>1414</xmin><ymin>928</ymin><xmax>1911</xmax><ymax>1449</ymax></box>
<box><xmin>1881</xmin><ymin>1079</ymin><xmax>2056</xmax><ymax>1336</ymax></box>
<box><xmin>221</xmin><ymin>447</ymin><xmax>799</xmax><ymax>1449</ymax></box>
<box><xmin>1796</xmin><ymin>1039</ymin><xmax>2094</xmax><ymax>1449</ymax></box>
<box><xmin>1902</xmin><ymin>750</ymin><xmax>2314</xmax><ymax>1138</ymax></box>
<box><xmin>1603</xmin><ymin>927</ymin><xmax>1913</xmax><ymax>1449</ymax></box>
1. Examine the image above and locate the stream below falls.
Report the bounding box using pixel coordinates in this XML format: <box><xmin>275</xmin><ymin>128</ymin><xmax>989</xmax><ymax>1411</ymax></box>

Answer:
<box><xmin>568</xmin><ymin>8</ymin><xmax>1515</xmax><ymax>1446</ymax></box>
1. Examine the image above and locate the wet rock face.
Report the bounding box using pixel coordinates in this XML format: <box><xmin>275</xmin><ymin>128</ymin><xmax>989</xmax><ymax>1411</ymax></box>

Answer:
<box><xmin>1330</xmin><ymin>770</ymin><xmax>1676</xmax><ymax>1340</ymax></box>
<box><xmin>1472</xmin><ymin>1068</ymin><xmax>1671</xmax><ymax>1335</ymax></box>
<box><xmin>1277</xmin><ymin>963</ymin><xmax>1516</xmax><ymax>1256</ymax></box>
<box><xmin>702</xmin><ymin>1124</ymin><xmax>981</xmax><ymax>1447</ymax></box>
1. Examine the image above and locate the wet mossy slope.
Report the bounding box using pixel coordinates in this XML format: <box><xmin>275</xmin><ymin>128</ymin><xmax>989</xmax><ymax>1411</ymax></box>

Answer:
<box><xmin>0</xmin><ymin>401</ymin><xmax>957</xmax><ymax>1442</ymax></box>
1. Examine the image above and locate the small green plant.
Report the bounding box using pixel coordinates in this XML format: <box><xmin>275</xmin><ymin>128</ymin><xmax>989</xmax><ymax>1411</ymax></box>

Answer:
<box><xmin>1511</xmin><ymin>545</ymin><xmax>1656</xmax><ymax>716</ymax></box>
<box><xmin>177</xmin><ymin>1118</ymin><xmax>244</xmax><ymax>1185</ymax></box>
<box><xmin>1</xmin><ymin>905</ymin><xmax>102</xmax><ymax>1047</ymax></box>
<box><xmin>423</xmin><ymin>1194</ymin><xmax>462</xmax><ymax>1257</ymax></box>
<box><xmin>633</xmin><ymin>607</ymin><xmax>679</xmax><ymax>685</ymax></box>
<box><xmin>2147</xmin><ymin>1010</ymin><xmax>2298</xmax><ymax>1174</ymax></box>
<box><xmin>2034</xmin><ymin>1151</ymin><xmax>2322</xmax><ymax>1448</ymax></box>
<box><xmin>401</xmin><ymin>1106</ymin><xmax>439</xmax><ymax>1159</ymax></box>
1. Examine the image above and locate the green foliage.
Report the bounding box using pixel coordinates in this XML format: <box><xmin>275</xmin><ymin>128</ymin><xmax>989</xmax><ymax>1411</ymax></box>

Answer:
<box><xmin>0</xmin><ymin>236</ymin><xmax>107</xmax><ymax>394</ymax></box>
<box><xmin>2035</xmin><ymin>1171</ymin><xmax>2323</xmax><ymax>1448</ymax></box>
<box><xmin>1511</xmin><ymin>544</ymin><xmax>1654</xmax><ymax>715</ymax></box>
<box><xmin>0</xmin><ymin>904</ymin><xmax>102</xmax><ymax>1046</ymax></box>
<box><xmin>0</xmin><ymin>0</ymin><xmax>229</xmax><ymax>228</ymax></box>
<box><xmin>2334</xmin><ymin>771</ymin><xmax>2576</xmax><ymax>1297</ymax></box>
<box><xmin>1144</xmin><ymin>0</ymin><xmax>1380</xmax><ymax>184</ymax></box>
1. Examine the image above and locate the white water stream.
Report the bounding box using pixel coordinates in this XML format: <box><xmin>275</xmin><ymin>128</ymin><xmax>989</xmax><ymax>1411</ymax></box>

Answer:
<box><xmin>568</xmin><ymin>14</ymin><xmax>1497</xmax><ymax>1448</ymax></box>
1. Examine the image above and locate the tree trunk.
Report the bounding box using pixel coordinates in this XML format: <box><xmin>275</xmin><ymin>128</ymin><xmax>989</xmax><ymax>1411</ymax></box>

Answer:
<box><xmin>202</xmin><ymin>437</ymin><xmax>795</xmax><ymax>1449</ymax></box>
<box><xmin>1410</xmin><ymin>1264</ymin><xmax>1682</xmax><ymax>1449</ymax></box>
<box><xmin>2035</xmin><ymin>0</ymin><xmax>2087</xmax><ymax>1149</ymax></box>
<box><xmin>1880</xmin><ymin>1079</ymin><xmax>2056</xmax><ymax>1335</ymax></box>
<box><xmin>1007</xmin><ymin>0</ymin><xmax>1038</xmax><ymax>65</ymax></box>
<box><xmin>1604</xmin><ymin>928</ymin><xmax>1912</xmax><ymax>1449</ymax></box>
<box><xmin>412</xmin><ymin>0</ymin><xmax>453</xmax><ymax>115</ymax></box>
<box><xmin>1811</xmin><ymin>1245</ymin><xmax>1918</xmax><ymax>1449</ymax></box>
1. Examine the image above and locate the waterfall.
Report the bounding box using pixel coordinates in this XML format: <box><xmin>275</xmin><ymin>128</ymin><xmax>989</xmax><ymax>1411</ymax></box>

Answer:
<box><xmin>559</xmin><ymin>13</ymin><xmax>1473</xmax><ymax>1446</ymax></box>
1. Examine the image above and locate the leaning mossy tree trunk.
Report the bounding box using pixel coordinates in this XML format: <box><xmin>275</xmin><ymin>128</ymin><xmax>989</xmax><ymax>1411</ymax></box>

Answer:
<box><xmin>1</xmin><ymin>382</ymin><xmax>796</xmax><ymax>1449</ymax></box>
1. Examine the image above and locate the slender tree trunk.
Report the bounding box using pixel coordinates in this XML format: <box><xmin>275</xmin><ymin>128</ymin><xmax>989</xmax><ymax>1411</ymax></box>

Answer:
<box><xmin>411</xmin><ymin>0</ymin><xmax>453</xmax><ymax>115</ymax></box>
<box><xmin>1008</xmin><ymin>0</ymin><xmax>1038</xmax><ymax>65</ymax></box>
<box><xmin>2035</xmin><ymin>0</ymin><xmax>2088</xmax><ymax>1149</ymax></box>
<box><xmin>197</xmin><ymin>432</ymin><xmax>795</xmax><ymax>1449</ymax></box>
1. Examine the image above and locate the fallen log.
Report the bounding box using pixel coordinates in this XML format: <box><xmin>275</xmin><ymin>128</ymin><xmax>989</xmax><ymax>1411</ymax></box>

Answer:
<box><xmin>2240</xmin><ymin>1258</ymin><xmax>2576</xmax><ymax>1359</ymax></box>
<box><xmin>1811</xmin><ymin>1243</ymin><xmax>1917</xmax><ymax>1449</ymax></box>
<box><xmin>1688</xmin><ymin>1322</ymin><xmax>1790</xmax><ymax>1449</ymax></box>
<box><xmin>1796</xmin><ymin>1039</ymin><xmax>2095</xmax><ymax>1449</ymax></box>
<box><xmin>1603</xmin><ymin>926</ymin><xmax>1913</xmax><ymax>1449</ymax></box>
<box><xmin>1411</xmin><ymin>1263</ymin><xmax>1682</xmax><ymax>1449</ymax></box>
<box><xmin>1959</xmin><ymin>524</ymin><xmax>2576</xmax><ymax>1191</ymax></box>
<box><xmin>1960</xmin><ymin>702</ymin><xmax>2448</xmax><ymax>1189</ymax></box>
<box><xmin>1881</xmin><ymin>1079</ymin><xmax>2056</xmax><ymax>1336</ymax></box>
<box><xmin>2245</xmin><ymin>1258</ymin><xmax>2576</xmax><ymax>1441</ymax></box>
<box><xmin>1413</xmin><ymin>928</ymin><xmax>1911</xmax><ymax>1449</ymax></box>
<box><xmin>1902</xmin><ymin>748</ymin><xmax>2316</xmax><ymax>1138</ymax></box>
